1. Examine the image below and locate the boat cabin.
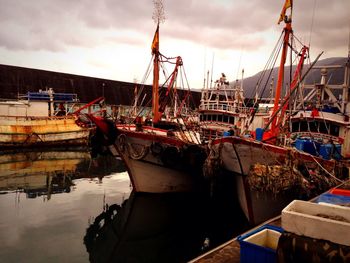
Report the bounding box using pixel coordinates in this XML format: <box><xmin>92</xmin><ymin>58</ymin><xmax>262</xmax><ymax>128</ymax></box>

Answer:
<box><xmin>0</xmin><ymin>88</ymin><xmax>79</xmax><ymax>117</ymax></box>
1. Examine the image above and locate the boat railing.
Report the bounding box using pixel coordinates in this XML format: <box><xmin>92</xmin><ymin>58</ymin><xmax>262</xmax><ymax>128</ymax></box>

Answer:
<box><xmin>199</xmin><ymin>103</ymin><xmax>270</xmax><ymax>114</ymax></box>
<box><xmin>0</xmin><ymin>115</ymin><xmax>77</xmax><ymax>121</ymax></box>
<box><xmin>291</xmin><ymin>131</ymin><xmax>344</xmax><ymax>144</ymax></box>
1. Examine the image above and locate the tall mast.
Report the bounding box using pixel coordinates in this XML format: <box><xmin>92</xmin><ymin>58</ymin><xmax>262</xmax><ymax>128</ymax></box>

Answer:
<box><xmin>270</xmin><ymin>0</ymin><xmax>293</xmax><ymax>133</ymax></box>
<box><xmin>151</xmin><ymin>0</ymin><xmax>165</xmax><ymax>124</ymax></box>
<box><xmin>151</xmin><ymin>23</ymin><xmax>161</xmax><ymax>123</ymax></box>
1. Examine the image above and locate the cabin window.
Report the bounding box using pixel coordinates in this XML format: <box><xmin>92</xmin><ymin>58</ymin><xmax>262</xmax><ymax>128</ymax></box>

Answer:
<box><xmin>292</xmin><ymin>122</ymin><xmax>300</xmax><ymax>132</ymax></box>
<box><xmin>200</xmin><ymin>115</ymin><xmax>203</xmax><ymax>121</ymax></box>
<box><xmin>218</xmin><ymin>115</ymin><xmax>223</xmax><ymax>122</ymax></box>
<box><xmin>309</xmin><ymin>120</ymin><xmax>318</xmax><ymax>132</ymax></box>
<box><xmin>223</xmin><ymin>115</ymin><xmax>228</xmax><ymax>123</ymax></box>
<box><xmin>330</xmin><ymin>124</ymin><xmax>340</xmax><ymax>136</ymax></box>
<box><xmin>319</xmin><ymin>121</ymin><xmax>329</xmax><ymax>134</ymax></box>
<box><xmin>229</xmin><ymin>117</ymin><xmax>235</xmax><ymax>124</ymax></box>
<box><xmin>208</xmin><ymin>115</ymin><xmax>212</xmax><ymax>121</ymax></box>
<box><xmin>300</xmin><ymin>121</ymin><xmax>308</xmax><ymax>132</ymax></box>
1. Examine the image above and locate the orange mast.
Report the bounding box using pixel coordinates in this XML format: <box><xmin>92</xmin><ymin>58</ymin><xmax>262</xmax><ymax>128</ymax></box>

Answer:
<box><xmin>151</xmin><ymin>23</ymin><xmax>162</xmax><ymax>124</ymax></box>
<box><xmin>275</xmin><ymin>46</ymin><xmax>308</xmax><ymax>129</ymax></box>
<box><xmin>270</xmin><ymin>0</ymin><xmax>293</xmax><ymax>135</ymax></box>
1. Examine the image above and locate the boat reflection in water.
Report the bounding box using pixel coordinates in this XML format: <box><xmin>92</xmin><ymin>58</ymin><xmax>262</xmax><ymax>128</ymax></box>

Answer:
<box><xmin>84</xmin><ymin>191</ymin><xmax>210</xmax><ymax>263</ymax></box>
<box><xmin>0</xmin><ymin>149</ymin><xmax>126</xmax><ymax>199</ymax></box>
<box><xmin>0</xmin><ymin>150</ymin><xmax>249</xmax><ymax>262</ymax></box>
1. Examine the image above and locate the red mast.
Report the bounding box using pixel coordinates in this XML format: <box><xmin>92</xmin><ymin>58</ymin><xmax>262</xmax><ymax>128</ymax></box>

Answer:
<box><xmin>275</xmin><ymin>46</ymin><xmax>308</xmax><ymax>129</ymax></box>
<box><xmin>270</xmin><ymin>0</ymin><xmax>293</xmax><ymax>135</ymax></box>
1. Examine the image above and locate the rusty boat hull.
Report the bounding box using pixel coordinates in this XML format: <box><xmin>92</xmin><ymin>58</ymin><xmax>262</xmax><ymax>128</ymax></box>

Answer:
<box><xmin>0</xmin><ymin>115</ymin><xmax>91</xmax><ymax>148</ymax></box>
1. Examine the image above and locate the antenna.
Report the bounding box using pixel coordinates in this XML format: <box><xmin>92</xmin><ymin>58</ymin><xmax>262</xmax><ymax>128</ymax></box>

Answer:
<box><xmin>210</xmin><ymin>53</ymin><xmax>215</xmax><ymax>88</ymax></box>
<box><xmin>203</xmin><ymin>47</ymin><xmax>207</xmax><ymax>89</ymax></box>
<box><xmin>236</xmin><ymin>47</ymin><xmax>244</xmax><ymax>80</ymax></box>
<box><xmin>348</xmin><ymin>25</ymin><xmax>350</xmax><ymax>58</ymax></box>
<box><xmin>152</xmin><ymin>0</ymin><xmax>165</xmax><ymax>24</ymax></box>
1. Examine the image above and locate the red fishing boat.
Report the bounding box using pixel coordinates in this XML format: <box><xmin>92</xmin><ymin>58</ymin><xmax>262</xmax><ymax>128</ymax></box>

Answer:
<box><xmin>88</xmin><ymin>4</ymin><xmax>207</xmax><ymax>193</ymax></box>
<box><xmin>205</xmin><ymin>0</ymin><xmax>350</xmax><ymax>225</ymax></box>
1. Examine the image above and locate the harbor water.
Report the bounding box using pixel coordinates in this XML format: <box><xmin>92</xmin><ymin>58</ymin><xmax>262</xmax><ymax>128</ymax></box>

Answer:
<box><xmin>0</xmin><ymin>149</ymin><xmax>250</xmax><ymax>263</ymax></box>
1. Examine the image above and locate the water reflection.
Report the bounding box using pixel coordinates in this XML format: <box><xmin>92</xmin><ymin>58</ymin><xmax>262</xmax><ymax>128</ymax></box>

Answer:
<box><xmin>0</xmin><ymin>149</ymin><xmax>126</xmax><ymax>199</ymax></box>
<box><xmin>0</xmin><ymin>151</ymin><xmax>250</xmax><ymax>263</ymax></box>
<box><xmin>83</xmin><ymin>172</ymin><xmax>250</xmax><ymax>263</ymax></box>
<box><xmin>0</xmin><ymin>149</ymin><xmax>131</xmax><ymax>263</ymax></box>
<box><xmin>84</xmin><ymin>191</ymin><xmax>209</xmax><ymax>263</ymax></box>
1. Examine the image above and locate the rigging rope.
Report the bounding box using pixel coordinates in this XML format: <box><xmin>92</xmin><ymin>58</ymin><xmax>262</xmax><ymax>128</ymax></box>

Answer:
<box><xmin>308</xmin><ymin>0</ymin><xmax>318</xmax><ymax>50</ymax></box>
<box><xmin>249</xmin><ymin>31</ymin><xmax>284</xmax><ymax>101</ymax></box>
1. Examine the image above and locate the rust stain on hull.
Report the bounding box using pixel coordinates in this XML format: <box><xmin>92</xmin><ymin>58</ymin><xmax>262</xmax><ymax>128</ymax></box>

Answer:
<box><xmin>0</xmin><ymin>116</ymin><xmax>92</xmax><ymax>148</ymax></box>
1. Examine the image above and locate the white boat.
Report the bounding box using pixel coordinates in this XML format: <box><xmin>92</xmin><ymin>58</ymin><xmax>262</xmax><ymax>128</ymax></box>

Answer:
<box><xmin>206</xmin><ymin>1</ymin><xmax>350</xmax><ymax>225</ymax></box>
<box><xmin>198</xmin><ymin>72</ymin><xmax>272</xmax><ymax>142</ymax></box>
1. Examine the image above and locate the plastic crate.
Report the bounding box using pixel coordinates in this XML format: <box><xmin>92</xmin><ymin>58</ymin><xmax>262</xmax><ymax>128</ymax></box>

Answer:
<box><xmin>316</xmin><ymin>192</ymin><xmax>350</xmax><ymax>206</ymax></box>
<box><xmin>329</xmin><ymin>187</ymin><xmax>350</xmax><ymax>197</ymax></box>
<box><xmin>295</xmin><ymin>139</ymin><xmax>306</xmax><ymax>151</ymax></box>
<box><xmin>319</xmin><ymin>144</ymin><xmax>332</xmax><ymax>160</ymax></box>
<box><xmin>237</xmin><ymin>225</ymin><xmax>283</xmax><ymax>263</ymax></box>
<box><xmin>282</xmin><ymin>200</ymin><xmax>350</xmax><ymax>246</ymax></box>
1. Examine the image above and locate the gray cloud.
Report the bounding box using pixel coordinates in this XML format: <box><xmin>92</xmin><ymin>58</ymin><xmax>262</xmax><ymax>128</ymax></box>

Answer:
<box><xmin>0</xmin><ymin>0</ymin><xmax>348</xmax><ymax>56</ymax></box>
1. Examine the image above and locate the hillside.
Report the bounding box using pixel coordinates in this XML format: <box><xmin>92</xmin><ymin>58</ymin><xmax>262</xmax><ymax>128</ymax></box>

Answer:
<box><xmin>241</xmin><ymin>57</ymin><xmax>348</xmax><ymax>98</ymax></box>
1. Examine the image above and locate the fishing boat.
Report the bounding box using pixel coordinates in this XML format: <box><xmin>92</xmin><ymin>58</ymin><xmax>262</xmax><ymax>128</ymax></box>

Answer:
<box><xmin>87</xmin><ymin>3</ymin><xmax>208</xmax><ymax>193</ymax></box>
<box><xmin>198</xmin><ymin>71</ymin><xmax>272</xmax><ymax>142</ymax></box>
<box><xmin>0</xmin><ymin>89</ymin><xmax>94</xmax><ymax>148</ymax></box>
<box><xmin>205</xmin><ymin>0</ymin><xmax>350</xmax><ymax>225</ymax></box>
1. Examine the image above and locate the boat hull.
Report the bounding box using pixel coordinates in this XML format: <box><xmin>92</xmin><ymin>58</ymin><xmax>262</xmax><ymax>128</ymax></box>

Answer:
<box><xmin>209</xmin><ymin>136</ymin><xmax>338</xmax><ymax>225</ymax></box>
<box><xmin>110</xmin><ymin>127</ymin><xmax>207</xmax><ymax>194</ymax></box>
<box><xmin>0</xmin><ymin>116</ymin><xmax>91</xmax><ymax>148</ymax></box>
<box><xmin>125</xmin><ymin>158</ymin><xmax>197</xmax><ymax>193</ymax></box>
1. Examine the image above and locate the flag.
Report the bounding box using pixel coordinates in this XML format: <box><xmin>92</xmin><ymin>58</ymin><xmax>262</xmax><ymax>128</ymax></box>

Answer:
<box><xmin>278</xmin><ymin>0</ymin><xmax>292</xmax><ymax>24</ymax></box>
<box><xmin>151</xmin><ymin>24</ymin><xmax>159</xmax><ymax>54</ymax></box>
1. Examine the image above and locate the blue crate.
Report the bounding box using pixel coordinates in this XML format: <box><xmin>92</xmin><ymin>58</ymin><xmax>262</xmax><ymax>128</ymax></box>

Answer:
<box><xmin>295</xmin><ymin>138</ymin><xmax>306</xmax><ymax>151</ymax></box>
<box><xmin>303</xmin><ymin>140</ymin><xmax>320</xmax><ymax>156</ymax></box>
<box><xmin>316</xmin><ymin>192</ymin><xmax>350</xmax><ymax>206</ymax></box>
<box><xmin>319</xmin><ymin>144</ymin><xmax>342</xmax><ymax>160</ymax></box>
<box><xmin>237</xmin><ymin>224</ymin><xmax>284</xmax><ymax>263</ymax></box>
<box><xmin>319</xmin><ymin>144</ymin><xmax>332</xmax><ymax>160</ymax></box>
<box><xmin>255</xmin><ymin>128</ymin><xmax>264</xmax><ymax>141</ymax></box>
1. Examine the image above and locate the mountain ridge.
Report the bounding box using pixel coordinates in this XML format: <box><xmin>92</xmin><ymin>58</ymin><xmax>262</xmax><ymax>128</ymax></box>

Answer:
<box><xmin>238</xmin><ymin>57</ymin><xmax>348</xmax><ymax>98</ymax></box>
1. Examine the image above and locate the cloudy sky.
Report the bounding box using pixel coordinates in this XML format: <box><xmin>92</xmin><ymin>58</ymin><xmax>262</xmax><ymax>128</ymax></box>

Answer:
<box><xmin>0</xmin><ymin>0</ymin><xmax>349</xmax><ymax>89</ymax></box>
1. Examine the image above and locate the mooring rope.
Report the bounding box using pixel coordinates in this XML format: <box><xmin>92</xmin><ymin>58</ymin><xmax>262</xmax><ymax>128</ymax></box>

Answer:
<box><xmin>310</xmin><ymin>155</ymin><xmax>344</xmax><ymax>183</ymax></box>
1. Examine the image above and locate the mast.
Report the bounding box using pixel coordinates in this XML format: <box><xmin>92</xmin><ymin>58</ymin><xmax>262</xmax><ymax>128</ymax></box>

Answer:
<box><xmin>151</xmin><ymin>0</ymin><xmax>165</xmax><ymax>124</ymax></box>
<box><xmin>151</xmin><ymin>23</ymin><xmax>161</xmax><ymax>123</ymax></box>
<box><xmin>270</xmin><ymin>0</ymin><xmax>293</xmax><ymax>134</ymax></box>
<box><xmin>275</xmin><ymin>46</ymin><xmax>308</xmax><ymax>129</ymax></box>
